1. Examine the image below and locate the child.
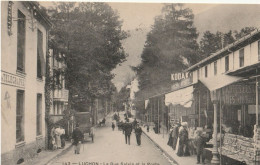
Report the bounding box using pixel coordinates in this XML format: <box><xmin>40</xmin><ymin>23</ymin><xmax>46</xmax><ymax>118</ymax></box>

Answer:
<box><xmin>195</xmin><ymin>130</ymin><xmax>206</xmax><ymax>164</ymax></box>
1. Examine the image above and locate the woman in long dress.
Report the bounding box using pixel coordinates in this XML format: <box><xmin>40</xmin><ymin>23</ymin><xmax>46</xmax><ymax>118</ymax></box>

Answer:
<box><xmin>55</xmin><ymin>126</ymin><xmax>62</xmax><ymax>149</ymax></box>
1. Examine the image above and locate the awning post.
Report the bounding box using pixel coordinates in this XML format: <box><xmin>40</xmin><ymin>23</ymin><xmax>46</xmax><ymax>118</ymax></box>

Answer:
<box><xmin>211</xmin><ymin>90</ymin><xmax>220</xmax><ymax>165</ymax></box>
<box><xmin>256</xmin><ymin>75</ymin><xmax>259</xmax><ymax>126</ymax></box>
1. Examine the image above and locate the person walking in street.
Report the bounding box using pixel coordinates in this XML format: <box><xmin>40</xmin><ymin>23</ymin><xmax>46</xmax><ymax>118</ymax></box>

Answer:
<box><xmin>132</xmin><ymin>118</ymin><xmax>138</xmax><ymax>130</ymax></box>
<box><xmin>72</xmin><ymin>123</ymin><xmax>84</xmax><ymax>154</ymax></box>
<box><xmin>124</xmin><ymin>121</ymin><xmax>132</xmax><ymax>145</ymax></box>
<box><xmin>195</xmin><ymin>130</ymin><xmax>206</xmax><ymax>164</ymax></box>
<box><xmin>135</xmin><ymin>123</ymin><xmax>142</xmax><ymax>146</ymax></box>
<box><xmin>112</xmin><ymin>122</ymin><xmax>115</xmax><ymax>131</ymax></box>
<box><xmin>146</xmin><ymin>124</ymin><xmax>149</xmax><ymax>132</ymax></box>
<box><xmin>177</xmin><ymin>122</ymin><xmax>190</xmax><ymax>156</ymax></box>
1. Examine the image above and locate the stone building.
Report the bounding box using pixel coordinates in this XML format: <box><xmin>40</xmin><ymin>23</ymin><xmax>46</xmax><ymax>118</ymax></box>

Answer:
<box><xmin>1</xmin><ymin>2</ymin><xmax>51</xmax><ymax>164</ymax></box>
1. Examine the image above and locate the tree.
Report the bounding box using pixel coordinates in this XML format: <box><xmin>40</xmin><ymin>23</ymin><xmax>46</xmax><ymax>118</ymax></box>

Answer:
<box><xmin>234</xmin><ymin>27</ymin><xmax>257</xmax><ymax>40</ymax></box>
<box><xmin>134</xmin><ymin>4</ymin><xmax>199</xmax><ymax>99</ymax></box>
<box><xmin>199</xmin><ymin>27</ymin><xmax>257</xmax><ymax>58</ymax></box>
<box><xmin>199</xmin><ymin>30</ymin><xmax>235</xmax><ymax>58</ymax></box>
<box><xmin>48</xmin><ymin>2</ymin><xmax>128</xmax><ymax>111</ymax></box>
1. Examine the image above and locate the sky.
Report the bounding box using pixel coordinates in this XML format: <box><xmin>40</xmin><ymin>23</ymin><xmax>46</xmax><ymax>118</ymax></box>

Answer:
<box><xmin>40</xmin><ymin>1</ymin><xmax>260</xmax><ymax>91</ymax></box>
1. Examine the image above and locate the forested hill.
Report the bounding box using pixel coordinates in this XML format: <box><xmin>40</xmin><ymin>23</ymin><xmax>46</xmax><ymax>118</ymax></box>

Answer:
<box><xmin>194</xmin><ymin>4</ymin><xmax>260</xmax><ymax>38</ymax></box>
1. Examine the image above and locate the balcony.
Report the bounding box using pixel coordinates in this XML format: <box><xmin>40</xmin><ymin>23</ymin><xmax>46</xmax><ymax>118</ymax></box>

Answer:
<box><xmin>49</xmin><ymin>115</ymin><xmax>63</xmax><ymax>123</ymax></box>
<box><xmin>53</xmin><ymin>89</ymin><xmax>69</xmax><ymax>102</ymax></box>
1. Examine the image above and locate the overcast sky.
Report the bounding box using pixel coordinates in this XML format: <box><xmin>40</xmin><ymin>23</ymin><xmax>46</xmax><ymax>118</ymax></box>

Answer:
<box><xmin>40</xmin><ymin>1</ymin><xmax>259</xmax><ymax>91</ymax></box>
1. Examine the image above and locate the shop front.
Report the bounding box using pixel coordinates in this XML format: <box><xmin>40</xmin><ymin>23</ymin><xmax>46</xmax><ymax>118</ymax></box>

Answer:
<box><xmin>201</xmin><ymin>74</ymin><xmax>260</xmax><ymax>164</ymax></box>
<box><xmin>165</xmin><ymin>85</ymin><xmax>195</xmax><ymax>127</ymax></box>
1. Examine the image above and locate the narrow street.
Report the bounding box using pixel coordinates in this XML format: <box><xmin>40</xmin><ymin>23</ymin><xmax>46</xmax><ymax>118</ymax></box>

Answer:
<box><xmin>50</xmin><ymin>114</ymin><xmax>174</xmax><ymax>165</ymax></box>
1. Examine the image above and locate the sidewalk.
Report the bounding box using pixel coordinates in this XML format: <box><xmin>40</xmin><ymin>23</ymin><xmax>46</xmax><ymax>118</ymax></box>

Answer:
<box><xmin>142</xmin><ymin>126</ymin><xmax>199</xmax><ymax>165</ymax></box>
<box><xmin>25</xmin><ymin>141</ymin><xmax>72</xmax><ymax>165</ymax></box>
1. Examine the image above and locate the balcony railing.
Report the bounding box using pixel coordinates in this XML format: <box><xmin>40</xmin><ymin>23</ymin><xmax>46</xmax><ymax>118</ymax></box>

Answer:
<box><xmin>53</xmin><ymin>89</ymin><xmax>69</xmax><ymax>102</ymax></box>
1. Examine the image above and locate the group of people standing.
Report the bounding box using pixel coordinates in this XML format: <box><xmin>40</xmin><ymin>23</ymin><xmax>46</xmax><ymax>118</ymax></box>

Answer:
<box><xmin>51</xmin><ymin>125</ymin><xmax>66</xmax><ymax>150</ymax></box>
<box><xmin>167</xmin><ymin>122</ymin><xmax>207</xmax><ymax>164</ymax></box>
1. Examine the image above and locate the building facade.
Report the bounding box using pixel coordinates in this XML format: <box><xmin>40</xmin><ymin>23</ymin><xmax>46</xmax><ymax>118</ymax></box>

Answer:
<box><xmin>187</xmin><ymin>29</ymin><xmax>260</xmax><ymax>164</ymax></box>
<box><xmin>1</xmin><ymin>2</ymin><xmax>51</xmax><ymax>164</ymax></box>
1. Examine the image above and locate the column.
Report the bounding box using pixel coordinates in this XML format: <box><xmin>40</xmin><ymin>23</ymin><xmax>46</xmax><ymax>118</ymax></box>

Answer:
<box><xmin>211</xmin><ymin>89</ymin><xmax>220</xmax><ymax>164</ymax></box>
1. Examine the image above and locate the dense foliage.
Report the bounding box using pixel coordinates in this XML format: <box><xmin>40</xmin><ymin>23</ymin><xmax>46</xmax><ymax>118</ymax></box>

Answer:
<box><xmin>134</xmin><ymin>4</ymin><xmax>200</xmax><ymax>100</ymax></box>
<box><xmin>48</xmin><ymin>2</ymin><xmax>128</xmax><ymax>111</ymax></box>
<box><xmin>199</xmin><ymin>27</ymin><xmax>257</xmax><ymax>58</ymax></box>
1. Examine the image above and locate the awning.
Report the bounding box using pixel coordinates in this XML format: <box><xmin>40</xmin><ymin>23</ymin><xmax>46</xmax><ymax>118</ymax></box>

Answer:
<box><xmin>199</xmin><ymin>74</ymin><xmax>243</xmax><ymax>91</ymax></box>
<box><xmin>165</xmin><ymin>86</ymin><xmax>193</xmax><ymax>107</ymax></box>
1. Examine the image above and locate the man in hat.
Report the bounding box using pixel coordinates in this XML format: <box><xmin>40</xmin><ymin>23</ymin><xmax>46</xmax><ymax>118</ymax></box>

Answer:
<box><xmin>72</xmin><ymin>123</ymin><xmax>84</xmax><ymax>154</ymax></box>
<box><xmin>195</xmin><ymin>130</ymin><xmax>206</xmax><ymax>164</ymax></box>
<box><xmin>135</xmin><ymin>123</ymin><xmax>143</xmax><ymax>146</ymax></box>
<box><xmin>124</xmin><ymin>121</ymin><xmax>132</xmax><ymax>145</ymax></box>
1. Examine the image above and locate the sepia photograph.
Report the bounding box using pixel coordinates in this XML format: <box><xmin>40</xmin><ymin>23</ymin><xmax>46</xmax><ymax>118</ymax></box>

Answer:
<box><xmin>1</xmin><ymin>0</ymin><xmax>260</xmax><ymax>164</ymax></box>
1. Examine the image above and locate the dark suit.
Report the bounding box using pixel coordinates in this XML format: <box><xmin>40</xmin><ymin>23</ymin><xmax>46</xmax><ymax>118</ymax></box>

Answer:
<box><xmin>135</xmin><ymin>127</ymin><xmax>142</xmax><ymax>145</ymax></box>
<box><xmin>124</xmin><ymin>123</ymin><xmax>132</xmax><ymax>145</ymax></box>
<box><xmin>195</xmin><ymin>135</ymin><xmax>206</xmax><ymax>163</ymax></box>
<box><xmin>72</xmin><ymin>127</ymin><xmax>84</xmax><ymax>154</ymax></box>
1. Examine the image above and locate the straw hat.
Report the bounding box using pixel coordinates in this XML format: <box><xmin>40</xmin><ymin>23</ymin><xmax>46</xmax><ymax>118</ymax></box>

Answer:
<box><xmin>181</xmin><ymin>122</ymin><xmax>188</xmax><ymax>127</ymax></box>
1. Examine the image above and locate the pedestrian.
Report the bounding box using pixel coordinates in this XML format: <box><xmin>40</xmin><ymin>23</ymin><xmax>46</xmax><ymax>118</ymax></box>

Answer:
<box><xmin>167</xmin><ymin>126</ymin><xmax>174</xmax><ymax>147</ymax></box>
<box><xmin>195</xmin><ymin>130</ymin><xmax>206</xmax><ymax>164</ymax></box>
<box><xmin>55</xmin><ymin>125</ymin><xmax>62</xmax><ymax>149</ymax></box>
<box><xmin>135</xmin><ymin>123</ymin><xmax>143</xmax><ymax>146</ymax></box>
<box><xmin>177</xmin><ymin>122</ymin><xmax>190</xmax><ymax>156</ymax></box>
<box><xmin>60</xmin><ymin>126</ymin><xmax>66</xmax><ymax>148</ymax></box>
<box><xmin>90</xmin><ymin>126</ymin><xmax>95</xmax><ymax>142</ymax></box>
<box><xmin>50</xmin><ymin>126</ymin><xmax>56</xmax><ymax>150</ymax></box>
<box><xmin>72</xmin><ymin>123</ymin><xmax>84</xmax><ymax>154</ymax></box>
<box><xmin>147</xmin><ymin>125</ymin><xmax>149</xmax><ymax>132</ymax></box>
<box><xmin>172</xmin><ymin>123</ymin><xmax>180</xmax><ymax>150</ymax></box>
<box><xmin>124</xmin><ymin>121</ymin><xmax>132</xmax><ymax>145</ymax></box>
<box><xmin>132</xmin><ymin>118</ymin><xmax>138</xmax><ymax>130</ymax></box>
<box><xmin>112</xmin><ymin>122</ymin><xmax>115</xmax><ymax>131</ymax></box>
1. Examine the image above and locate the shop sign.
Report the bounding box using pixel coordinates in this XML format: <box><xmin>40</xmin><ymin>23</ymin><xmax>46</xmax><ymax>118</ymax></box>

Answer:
<box><xmin>1</xmin><ymin>71</ymin><xmax>25</xmax><ymax>88</ymax></box>
<box><xmin>220</xmin><ymin>84</ymin><xmax>258</xmax><ymax>105</ymax></box>
<box><xmin>171</xmin><ymin>72</ymin><xmax>190</xmax><ymax>81</ymax></box>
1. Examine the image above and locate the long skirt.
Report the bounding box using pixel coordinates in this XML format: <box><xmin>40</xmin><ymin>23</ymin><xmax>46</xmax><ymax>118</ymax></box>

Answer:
<box><xmin>55</xmin><ymin>135</ymin><xmax>61</xmax><ymax>148</ymax></box>
<box><xmin>172</xmin><ymin>137</ymin><xmax>178</xmax><ymax>150</ymax></box>
<box><xmin>175</xmin><ymin>137</ymin><xmax>180</xmax><ymax>154</ymax></box>
<box><xmin>167</xmin><ymin>136</ymin><xmax>173</xmax><ymax>147</ymax></box>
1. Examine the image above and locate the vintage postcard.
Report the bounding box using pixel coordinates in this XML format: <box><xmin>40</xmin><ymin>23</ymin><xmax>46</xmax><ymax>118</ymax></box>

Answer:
<box><xmin>1</xmin><ymin>0</ymin><xmax>260</xmax><ymax>165</ymax></box>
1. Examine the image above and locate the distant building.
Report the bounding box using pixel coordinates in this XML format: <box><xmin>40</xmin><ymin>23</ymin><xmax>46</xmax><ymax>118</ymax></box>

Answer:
<box><xmin>48</xmin><ymin>49</ymin><xmax>69</xmax><ymax>123</ymax></box>
<box><xmin>1</xmin><ymin>1</ymin><xmax>51</xmax><ymax>164</ymax></box>
<box><xmin>126</xmin><ymin>78</ymin><xmax>139</xmax><ymax>116</ymax></box>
